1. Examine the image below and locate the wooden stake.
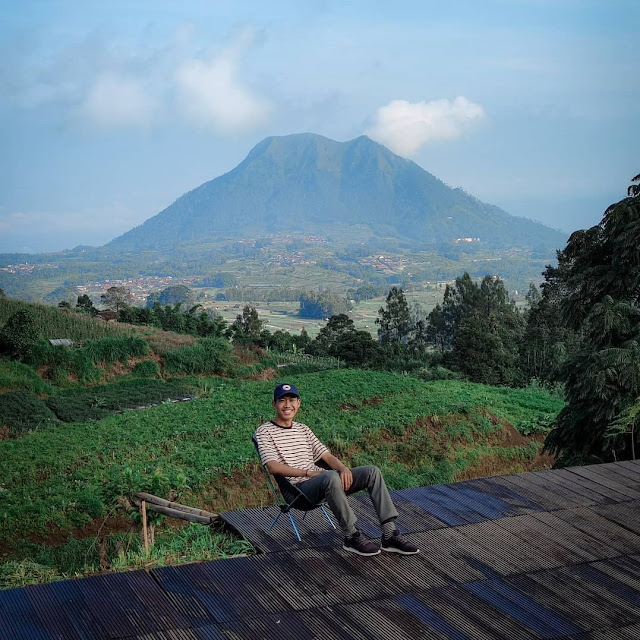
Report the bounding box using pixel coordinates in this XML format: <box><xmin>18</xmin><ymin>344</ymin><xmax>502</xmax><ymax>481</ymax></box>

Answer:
<box><xmin>136</xmin><ymin>492</ymin><xmax>219</xmax><ymax>519</ymax></box>
<box><xmin>141</xmin><ymin>500</ymin><xmax>149</xmax><ymax>555</ymax></box>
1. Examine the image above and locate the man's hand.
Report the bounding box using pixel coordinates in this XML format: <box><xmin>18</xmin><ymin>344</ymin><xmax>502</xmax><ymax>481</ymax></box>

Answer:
<box><xmin>338</xmin><ymin>466</ymin><xmax>353</xmax><ymax>491</ymax></box>
<box><xmin>320</xmin><ymin>452</ymin><xmax>353</xmax><ymax>490</ymax></box>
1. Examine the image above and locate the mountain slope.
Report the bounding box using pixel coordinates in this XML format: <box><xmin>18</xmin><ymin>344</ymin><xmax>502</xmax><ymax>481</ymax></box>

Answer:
<box><xmin>108</xmin><ymin>133</ymin><xmax>565</xmax><ymax>250</ymax></box>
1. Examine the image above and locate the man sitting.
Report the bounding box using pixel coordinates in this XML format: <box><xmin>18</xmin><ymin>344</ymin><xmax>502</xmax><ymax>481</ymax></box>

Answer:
<box><xmin>254</xmin><ymin>382</ymin><xmax>419</xmax><ymax>556</ymax></box>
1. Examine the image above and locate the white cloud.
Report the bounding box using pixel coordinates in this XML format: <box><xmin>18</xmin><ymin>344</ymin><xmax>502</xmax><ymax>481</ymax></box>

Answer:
<box><xmin>366</xmin><ymin>97</ymin><xmax>486</xmax><ymax>156</ymax></box>
<box><xmin>77</xmin><ymin>73</ymin><xmax>157</xmax><ymax>128</ymax></box>
<box><xmin>175</xmin><ymin>28</ymin><xmax>270</xmax><ymax>133</ymax></box>
<box><xmin>2</xmin><ymin>25</ymin><xmax>270</xmax><ymax>135</ymax></box>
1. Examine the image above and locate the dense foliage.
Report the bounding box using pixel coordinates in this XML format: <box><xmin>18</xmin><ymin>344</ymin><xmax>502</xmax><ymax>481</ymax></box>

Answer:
<box><xmin>0</xmin><ymin>309</ymin><xmax>39</xmax><ymax>360</ymax></box>
<box><xmin>543</xmin><ymin>187</ymin><xmax>640</xmax><ymax>465</ymax></box>
<box><xmin>299</xmin><ymin>290</ymin><xmax>350</xmax><ymax>319</ymax></box>
<box><xmin>119</xmin><ymin>301</ymin><xmax>229</xmax><ymax>338</ymax></box>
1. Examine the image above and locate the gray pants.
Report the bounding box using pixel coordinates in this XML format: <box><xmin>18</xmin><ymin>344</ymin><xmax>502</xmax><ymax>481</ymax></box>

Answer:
<box><xmin>297</xmin><ymin>465</ymin><xmax>398</xmax><ymax>534</ymax></box>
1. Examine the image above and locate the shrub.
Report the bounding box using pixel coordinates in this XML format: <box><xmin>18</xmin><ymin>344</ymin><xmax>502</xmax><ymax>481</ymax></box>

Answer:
<box><xmin>44</xmin><ymin>378</ymin><xmax>195</xmax><ymax>423</ymax></box>
<box><xmin>0</xmin><ymin>358</ymin><xmax>53</xmax><ymax>394</ymax></box>
<box><xmin>0</xmin><ymin>310</ymin><xmax>39</xmax><ymax>360</ymax></box>
<box><xmin>71</xmin><ymin>350</ymin><xmax>103</xmax><ymax>384</ymax></box>
<box><xmin>131</xmin><ymin>360</ymin><xmax>160</xmax><ymax>378</ymax></box>
<box><xmin>414</xmin><ymin>366</ymin><xmax>463</xmax><ymax>382</ymax></box>
<box><xmin>29</xmin><ymin>337</ymin><xmax>150</xmax><ymax>384</ymax></box>
<box><xmin>81</xmin><ymin>337</ymin><xmax>150</xmax><ymax>364</ymax></box>
<box><xmin>164</xmin><ymin>338</ymin><xmax>233</xmax><ymax>375</ymax></box>
<box><xmin>29</xmin><ymin>342</ymin><xmax>73</xmax><ymax>369</ymax></box>
<box><xmin>0</xmin><ymin>390</ymin><xmax>58</xmax><ymax>435</ymax></box>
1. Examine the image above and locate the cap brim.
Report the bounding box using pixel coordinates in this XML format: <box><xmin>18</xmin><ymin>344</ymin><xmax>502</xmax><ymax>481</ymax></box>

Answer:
<box><xmin>274</xmin><ymin>391</ymin><xmax>300</xmax><ymax>401</ymax></box>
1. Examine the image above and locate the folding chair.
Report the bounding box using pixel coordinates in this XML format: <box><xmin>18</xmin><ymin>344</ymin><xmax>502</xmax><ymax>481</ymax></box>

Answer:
<box><xmin>251</xmin><ymin>435</ymin><xmax>336</xmax><ymax>541</ymax></box>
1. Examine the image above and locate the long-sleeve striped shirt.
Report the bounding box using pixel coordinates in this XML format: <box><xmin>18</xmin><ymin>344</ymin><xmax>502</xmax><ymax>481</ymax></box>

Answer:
<box><xmin>254</xmin><ymin>421</ymin><xmax>329</xmax><ymax>485</ymax></box>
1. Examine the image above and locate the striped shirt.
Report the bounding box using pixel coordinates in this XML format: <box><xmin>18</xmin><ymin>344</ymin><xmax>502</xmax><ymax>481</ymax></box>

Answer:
<box><xmin>254</xmin><ymin>421</ymin><xmax>329</xmax><ymax>485</ymax></box>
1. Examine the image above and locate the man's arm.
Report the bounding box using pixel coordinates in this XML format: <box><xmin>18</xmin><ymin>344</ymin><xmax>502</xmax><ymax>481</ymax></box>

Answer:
<box><xmin>320</xmin><ymin>451</ymin><xmax>353</xmax><ymax>491</ymax></box>
<box><xmin>265</xmin><ymin>460</ymin><xmax>312</xmax><ymax>479</ymax></box>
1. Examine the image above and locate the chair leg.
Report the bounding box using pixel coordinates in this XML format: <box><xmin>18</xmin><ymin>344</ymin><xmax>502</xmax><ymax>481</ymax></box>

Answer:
<box><xmin>268</xmin><ymin>510</ymin><xmax>283</xmax><ymax>533</ymax></box>
<box><xmin>321</xmin><ymin>505</ymin><xmax>337</xmax><ymax>529</ymax></box>
<box><xmin>287</xmin><ymin>512</ymin><xmax>302</xmax><ymax>541</ymax></box>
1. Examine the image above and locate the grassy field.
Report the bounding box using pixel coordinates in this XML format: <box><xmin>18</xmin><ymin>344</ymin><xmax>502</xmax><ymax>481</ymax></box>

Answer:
<box><xmin>0</xmin><ymin>368</ymin><xmax>564</xmax><ymax>589</ymax></box>
<box><xmin>204</xmin><ymin>287</ymin><xmax>447</xmax><ymax>338</ymax></box>
<box><xmin>0</xmin><ymin>297</ymin><xmax>136</xmax><ymax>342</ymax></box>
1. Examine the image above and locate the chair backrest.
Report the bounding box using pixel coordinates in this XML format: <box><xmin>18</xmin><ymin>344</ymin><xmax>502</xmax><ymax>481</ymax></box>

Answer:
<box><xmin>251</xmin><ymin>434</ymin><xmax>316</xmax><ymax>510</ymax></box>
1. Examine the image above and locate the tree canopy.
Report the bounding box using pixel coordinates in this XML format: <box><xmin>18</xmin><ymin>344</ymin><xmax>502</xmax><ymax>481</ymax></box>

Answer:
<box><xmin>544</xmin><ymin>184</ymin><xmax>640</xmax><ymax>465</ymax></box>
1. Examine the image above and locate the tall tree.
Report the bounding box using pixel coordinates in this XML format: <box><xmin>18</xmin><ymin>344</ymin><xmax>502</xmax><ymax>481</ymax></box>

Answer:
<box><xmin>425</xmin><ymin>273</ymin><xmax>483</xmax><ymax>351</ymax></box>
<box><xmin>519</xmin><ymin>282</ymin><xmax>577</xmax><ymax>383</ymax></box>
<box><xmin>231</xmin><ymin>304</ymin><xmax>264</xmax><ymax>345</ymax></box>
<box><xmin>544</xmin><ymin>179</ymin><xmax>640</xmax><ymax>465</ymax></box>
<box><xmin>101</xmin><ymin>286</ymin><xmax>133</xmax><ymax>313</ymax></box>
<box><xmin>425</xmin><ymin>273</ymin><xmax>524</xmax><ymax>384</ymax></box>
<box><xmin>376</xmin><ymin>287</ymin><xmax>413</xmax><ymax>346</ymax></box>
<box><xmin>76</xmin><ymin>294</ymin><xmax>97</xmax><ymax>316</ymax></box>
<box><xmin>312</xmin><ymin>313</ymin><xmax>380</xmax><ymax>366</ymax></box>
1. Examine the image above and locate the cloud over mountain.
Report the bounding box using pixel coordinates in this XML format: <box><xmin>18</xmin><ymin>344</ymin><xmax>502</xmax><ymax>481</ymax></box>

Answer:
<box><xmin>175</xmin><ymin>27</ymin><xmax>271</xmax><ymax>133</ymax></box>
<box><xmin>366</xmin><ymin>97</ymin><xmax>486</xmax><ymax>156</ymax></box>
<box><xmin>77</xmin><ymin>73</ymin><xmax>157</xmax><ymax>129</ymax></box>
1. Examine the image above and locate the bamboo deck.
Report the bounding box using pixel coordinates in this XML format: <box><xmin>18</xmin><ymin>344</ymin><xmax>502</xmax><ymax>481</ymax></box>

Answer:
<box><xmin>1</xmin><ymin>460</ymin><xmax>640</xmax><ymax>639</ymax></box>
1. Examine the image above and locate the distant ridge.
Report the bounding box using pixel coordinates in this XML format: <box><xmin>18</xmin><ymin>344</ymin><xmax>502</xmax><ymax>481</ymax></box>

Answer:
<box><xmin>107</xmin><ymin>133</ymin><xmax>566</xmax><ymax>251</ymax></box>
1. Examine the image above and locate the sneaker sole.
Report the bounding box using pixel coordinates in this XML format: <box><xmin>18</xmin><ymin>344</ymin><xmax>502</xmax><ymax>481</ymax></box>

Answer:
<box><xmin>381</xmin><ymin>546</ymin><xmax>420</xmax><ymax>555</ymax></box>
<box><xmin>342</xmin><ymin>544</ymin><xmax>381</xmax><ymax>556</ymax></box>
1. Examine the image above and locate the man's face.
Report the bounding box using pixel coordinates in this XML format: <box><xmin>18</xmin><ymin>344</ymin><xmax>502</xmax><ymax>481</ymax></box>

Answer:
<box><xmin>273</xmin><ymin>394</ymin><xmax>301</xmax><ymax>424</ymax></box>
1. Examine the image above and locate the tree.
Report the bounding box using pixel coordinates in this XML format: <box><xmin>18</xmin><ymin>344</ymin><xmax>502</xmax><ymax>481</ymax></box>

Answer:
<box><xmin>101</xmin><ymin>286</ymin><xmax>133</xmax><ymax>312</ymax></box>
<box><xmin>76</xmin><ymin>294</ymin><xmax>97</xmax><ymax>316</ymax></box>
<box><xmin>628</xmin><ymin>172</ymin><xmax>640</xmax><ymax>198</ymax></box>
<box><xmin>298</xmin><ymin>290</ymin><xmax>350</xmax><ymax>319</ymax></box>
<box><xmin>311</xmin><ymin>314</ymin><xmax>380</xmax><ymax>366</ymax></box>
<box><xmin>118</xmin><ymin>305</ymin><xmax>153</xmax><ymax>325</ymax></box>
<box><xmin>425</xmin><ymin>273</ymin><xmax>483</xmax><ymax>351</ymax></box>
<box><xmin>376</xmin><ymin>287</ymin><xmax>413</xmax><ymax>346</ymax></box>
<box><xmin>454</xmin><ymin>313</ymin><xmax>520</xmax><ymax>385</ymax></box>
<box><xmin>231</xmin><ymin>304</ymin><xmax>264</xmax><ymax>345</ymax></box>
<box><xmin>424</xmin><ymin>273</ymin><xmax>524</xmax><ymax>384</ymax></box>
<box><xmin>519</xmin><ymin>282</ymin><xmax>577</xmax><ymax>383</ymax></box>
<box><xmin>544</xmin><ymin>180</ymin><xmax>640</xmax><ymax>465</ymax></box>
<box><xmin>0</xmin><ymin>309</ymin><xmax>39</xmax><ymax>360</ymax></box>
<box><xmin>146</xmin><ymin>285</ymin><xmax>195</xmax><ymax>309</ymax></box>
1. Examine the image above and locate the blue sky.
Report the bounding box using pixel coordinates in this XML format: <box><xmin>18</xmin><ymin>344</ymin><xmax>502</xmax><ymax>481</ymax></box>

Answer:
<box><xmin>1</xmin><ymin>0</ymin><xmax>638</xmax><ymax>253</ymax></box>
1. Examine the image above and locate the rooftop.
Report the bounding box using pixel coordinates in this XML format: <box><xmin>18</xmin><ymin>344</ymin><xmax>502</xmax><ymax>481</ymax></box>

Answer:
<box><xmin>1</xmin><ymin>460</ymin><xmax>639</xmax><ymax>639</ymax></box>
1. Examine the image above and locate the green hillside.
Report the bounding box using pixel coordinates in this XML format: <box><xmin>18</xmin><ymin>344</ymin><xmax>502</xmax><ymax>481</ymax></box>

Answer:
<box><xmin>0</xmin><ymin>367</ymin><xmax>563</xmax><ymax>589</ymax></box>
<box><xmin>0</xmin><ymin>295</ymin><xmax>564</xmax><ymax>589</ymax></box>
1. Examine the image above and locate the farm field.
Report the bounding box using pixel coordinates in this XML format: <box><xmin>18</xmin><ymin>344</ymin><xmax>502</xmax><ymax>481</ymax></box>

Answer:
<box><xmin>0</xmin><ymin>367</ymin><xmax>564</xmax><ymax>590</ymax></box>
<box><xmin>203</xmin><ymin>288</ymin><xmax>447</xmax><ymax>338</ymax></box>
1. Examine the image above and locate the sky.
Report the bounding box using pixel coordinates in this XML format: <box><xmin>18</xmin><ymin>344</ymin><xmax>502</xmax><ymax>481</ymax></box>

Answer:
<box><xmin>1</xmin><ymin>0</ymin><xmax>638</xmax><ymax>254</ymax></box>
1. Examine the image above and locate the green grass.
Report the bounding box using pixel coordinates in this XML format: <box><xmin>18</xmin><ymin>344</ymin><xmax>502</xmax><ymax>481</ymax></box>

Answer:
<box><xmin>0</xmin><ymin>358</ymin><xmax>54</xmax><ymax>394</ymax></box>
<box><xmin>0</xmin><ymin>378</ymin><xmax>198</xmax><ymax>435</ymax></box>
<box><xmin>163</xmin><ymin>338</ymin><xmax>233</xmax><ymax>375</ymax></box>
<box><xmin>28</xmin><ymin>337</ymin><xmax>152</xmax><ymax>386</ymax></box>
<box><xmin>0</xmin><ymin>525</ymin><xmax>253</xmax><ymax>589</ymax></box>
<box><xmin>0</xmin><ymin>297</ymin><xmax>135</xmax><ymax>342</ymax></box>
<box><xmin>0</xmin><ymin>369</ymin><xmax>563</xmax><ymax>542</ymax></box>
<box><xmin>0</xmin><ymin>368</ymin><xmax>564</xmax><ymax>590</ymax></box>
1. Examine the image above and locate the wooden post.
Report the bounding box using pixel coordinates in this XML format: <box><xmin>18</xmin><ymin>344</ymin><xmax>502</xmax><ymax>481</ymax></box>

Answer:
<box><xmin>141</xmin><ymin>500</ymin><xmax>149</xmax><ymax>555</ymax></box>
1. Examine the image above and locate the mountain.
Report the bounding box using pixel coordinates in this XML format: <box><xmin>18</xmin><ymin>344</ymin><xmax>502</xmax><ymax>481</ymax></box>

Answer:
<box><xmin>107</xmin><ymin>133</ymin><xmax>566</xmax><ymax>251</ymax></box>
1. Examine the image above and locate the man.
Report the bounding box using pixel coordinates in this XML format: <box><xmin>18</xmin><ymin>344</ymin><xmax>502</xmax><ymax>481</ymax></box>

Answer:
<box><xmin>254</xmin><ymin>382</ymin><xmax>419</xmax><ymax>556</ymax></box>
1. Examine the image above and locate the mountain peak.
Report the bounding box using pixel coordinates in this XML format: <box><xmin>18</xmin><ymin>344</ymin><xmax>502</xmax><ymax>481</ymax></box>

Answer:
<box><xmin>107</xmin><ymin>133</ymin><xmax>566</xmax><ymax>251</ymax></box>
